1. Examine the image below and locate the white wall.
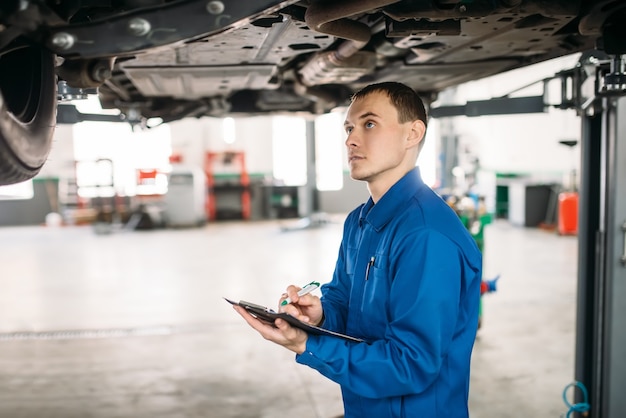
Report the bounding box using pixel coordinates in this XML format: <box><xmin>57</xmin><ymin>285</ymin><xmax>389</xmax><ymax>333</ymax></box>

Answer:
<box><xmin>437</xmin><ymin>54</ymin><xmax>582</xmax><ymax>183</ymax></box>
<box><xmin>167</xmin><ymin>116</ymin><xmax>274</xmax><ymax>175</ymax></box>
<box><xmin>236</xmin><ymin>117</ymin><xmax>274</xmax><ymax>175</ymax></box>
<box><xmin>166</xmin><ymin>117</ymin><xmax>216</xmax><ymax>169</ymax></box>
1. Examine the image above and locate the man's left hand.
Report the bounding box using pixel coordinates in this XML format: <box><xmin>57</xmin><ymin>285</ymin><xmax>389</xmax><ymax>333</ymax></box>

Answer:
<box><xmin>233</xmin><ymin>305</ymin><xmax>308</xmax><ymax>354</ymax></box>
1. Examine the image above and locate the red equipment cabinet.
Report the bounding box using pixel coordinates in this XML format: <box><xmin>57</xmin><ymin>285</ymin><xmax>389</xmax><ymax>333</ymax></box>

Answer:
<box><xmin>558</xmin><ymin>191</ymin><xmax>578</xmax><ymax>235</ymax></box>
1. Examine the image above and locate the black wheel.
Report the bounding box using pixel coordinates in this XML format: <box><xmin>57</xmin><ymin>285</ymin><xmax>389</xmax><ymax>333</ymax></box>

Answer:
<box><xmin>0</xmin><ymin>42</ymin><xmax>57</xmax><ymax>185</ymax></box>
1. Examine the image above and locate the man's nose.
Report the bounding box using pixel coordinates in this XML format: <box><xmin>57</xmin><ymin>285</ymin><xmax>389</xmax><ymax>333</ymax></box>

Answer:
<box><xmin>345</xmin><ymin>131</ymin><xmax>358</xmax><ymax>147</ymax></box>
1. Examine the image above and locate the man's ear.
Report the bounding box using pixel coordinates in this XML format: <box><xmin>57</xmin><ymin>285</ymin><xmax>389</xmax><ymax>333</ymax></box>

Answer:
<box><xmin>406</xmin><ymin>120</ymin><xmax>426</xmax><ymax>148</ymax></box>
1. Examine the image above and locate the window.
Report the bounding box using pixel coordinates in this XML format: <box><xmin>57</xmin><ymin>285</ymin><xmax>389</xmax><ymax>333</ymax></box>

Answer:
<box><xmin>0</xmin><ymin>180</ymin><xmax>34</xmax><ymax>200</ymax></box>
<box><xmin>315</xmin><ymin>112</ymin><xmax>344</xmax><ymax>191</ymax></box>
<box><xmin>419</xmin><ymin>120</ymin><xmax>438</xmax><ymax>188</ymax></box>
<box><xmin>272</xmin><ymin>116</ymin><xmax>306</xmax><ymax>186</ymax></box>
<box><xmin>223</xmin><ymin>117</ymin><xmax>236</xmax><ymax>144</ymax></box>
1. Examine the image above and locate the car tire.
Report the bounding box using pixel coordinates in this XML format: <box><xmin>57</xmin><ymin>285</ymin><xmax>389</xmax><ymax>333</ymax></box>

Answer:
<box><xmin>0</xmin><ymin>43</ymin><xmax>57</xmax><ymax>186</ymax></box>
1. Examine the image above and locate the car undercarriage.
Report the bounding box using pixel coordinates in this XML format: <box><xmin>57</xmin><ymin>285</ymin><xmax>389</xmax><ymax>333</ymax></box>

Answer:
<box><xmin>0</xmin><ymin>0</ymin><xmax>625</xmax><ymax>184</ymax></box>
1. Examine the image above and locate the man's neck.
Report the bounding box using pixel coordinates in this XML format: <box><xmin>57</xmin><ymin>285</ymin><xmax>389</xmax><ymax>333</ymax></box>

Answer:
<box><xmin>367</xmin><ymin>166</ymin><xmax>415</xmax><ymax>203</ymax></box>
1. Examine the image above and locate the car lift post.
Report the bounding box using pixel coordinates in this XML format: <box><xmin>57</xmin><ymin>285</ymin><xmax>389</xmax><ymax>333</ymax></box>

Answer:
<box><xmin>575</xmin><ymin>53</ymin><xmax>626</xmax><ymax>417</ymax></box>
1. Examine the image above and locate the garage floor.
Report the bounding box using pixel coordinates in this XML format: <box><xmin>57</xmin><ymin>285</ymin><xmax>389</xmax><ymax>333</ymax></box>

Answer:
<box><xmin>0</xmin><ymin>217</ymin><xmax>578</xmax><ymax>418</ymax></box>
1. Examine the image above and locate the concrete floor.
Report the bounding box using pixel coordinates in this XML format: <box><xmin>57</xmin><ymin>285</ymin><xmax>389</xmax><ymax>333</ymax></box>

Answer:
<box><xmin>0</xmin><ymin>217</ymin><xmax>578</xmax><ymax>418</ymax></box>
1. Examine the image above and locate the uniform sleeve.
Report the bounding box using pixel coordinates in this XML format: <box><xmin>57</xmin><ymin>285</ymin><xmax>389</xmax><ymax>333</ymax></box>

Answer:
<box><xmin>296</xmin><ymin>229</ymin><xmax>471</xmax><ymax>399</ymax></box>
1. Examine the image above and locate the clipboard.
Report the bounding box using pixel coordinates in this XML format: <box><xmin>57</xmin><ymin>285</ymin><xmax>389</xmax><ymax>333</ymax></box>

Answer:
<box><xmin>225</xmin><ymin>297</ymin><xmax>364</xmax><ymax>343</ymax></box>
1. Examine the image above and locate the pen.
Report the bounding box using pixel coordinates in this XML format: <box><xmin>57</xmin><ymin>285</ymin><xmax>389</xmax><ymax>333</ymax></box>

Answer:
<box><xmin>365</xmin><ymin>256</ymin><xmax>375</xmax><ymax>281</ymax></box>
<box><xmin>281</xmin><ymin>281</ymin><xmax>320</xmax><ymax>306</ymax></box>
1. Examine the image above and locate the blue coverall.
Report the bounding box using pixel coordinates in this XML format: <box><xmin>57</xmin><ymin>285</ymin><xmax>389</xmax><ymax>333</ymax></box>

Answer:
<box><xmin>296</xmin><ymin>167</ymin><xmax>482</xmax><ymax>418</ymax></box>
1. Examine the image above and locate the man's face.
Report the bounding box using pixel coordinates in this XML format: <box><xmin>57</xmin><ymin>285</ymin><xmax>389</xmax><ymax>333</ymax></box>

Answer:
<box><xmin>343</xmin><ymin>91</ymin><xmax>417</xmax><ymax>187</ymax></box>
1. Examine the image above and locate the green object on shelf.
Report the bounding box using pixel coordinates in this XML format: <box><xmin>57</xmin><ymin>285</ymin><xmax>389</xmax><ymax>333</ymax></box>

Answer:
<box><xmin>459</xmin><ymin>213</ymin><xmax>492</xmax><ymax>252</ymax></box>
<box><xmin>458</xmin><ymin>211</ymin><xmax>493</xmax><ymax>330</ymax></box>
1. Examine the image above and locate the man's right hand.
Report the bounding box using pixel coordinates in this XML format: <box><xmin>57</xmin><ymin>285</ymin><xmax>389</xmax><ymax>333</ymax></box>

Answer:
<box><xmin>279</xmin><ymin>284</ymin><xmax>324</xmax><ymax>326</ymax></box>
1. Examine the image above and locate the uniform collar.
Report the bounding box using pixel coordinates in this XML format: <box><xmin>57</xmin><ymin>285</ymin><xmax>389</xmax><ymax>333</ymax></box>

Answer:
<box><xmin>359</xmin><ymin>167</ymin><xmax>425</xmax><ymax>231</ymax></box>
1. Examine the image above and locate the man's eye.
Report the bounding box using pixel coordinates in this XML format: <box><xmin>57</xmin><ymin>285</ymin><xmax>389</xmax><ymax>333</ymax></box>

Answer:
<box><xmin>365</xmin><ymin>122</ymin><xmax>375</xmax><ymax>129</ymax></box>
<box><xmin>345</xmin><ymin>127</ymin><xmax>353</xmax><ymax>134</ymax></box>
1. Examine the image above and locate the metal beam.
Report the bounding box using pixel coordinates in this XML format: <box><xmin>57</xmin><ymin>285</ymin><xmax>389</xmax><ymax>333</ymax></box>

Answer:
<box><xmin>57</xmin><ymin>104</ymin><xmax>125</xmax><ymax>124</ymax></box>
<box><xmin>429</xmin><ymin>96</ymin><xmax>546</xmax><ymax>118</ymax></box>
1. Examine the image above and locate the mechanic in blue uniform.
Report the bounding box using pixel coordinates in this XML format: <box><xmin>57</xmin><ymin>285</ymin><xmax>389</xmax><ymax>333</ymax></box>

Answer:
<box><xmin>233</xmin><ymin>82</ymin><xmax>482</xmax><ymax>418</ymax></box>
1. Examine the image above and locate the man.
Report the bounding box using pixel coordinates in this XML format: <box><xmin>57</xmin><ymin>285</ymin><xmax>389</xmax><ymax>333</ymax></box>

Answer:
<box><xmin>233</xmin><ymin>82</ymin><xmax>482</xmax><ymax>417</ymax></box>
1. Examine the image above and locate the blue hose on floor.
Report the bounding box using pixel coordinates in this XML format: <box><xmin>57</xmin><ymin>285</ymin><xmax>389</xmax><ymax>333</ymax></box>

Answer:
<box><xmin>562</xmin><ymin>381</ymin><xmax>590</xmax><ymax>417</ymax></box>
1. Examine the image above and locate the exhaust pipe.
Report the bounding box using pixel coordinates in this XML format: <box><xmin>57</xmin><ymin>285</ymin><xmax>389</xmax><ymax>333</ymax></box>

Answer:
<box><xmin>299</xmin><ymin>0</ymin><xmax>399</xmax><ymax>86</ymax></box>
<box><xmin>304</xmin><ymin>0</ymin><xmax>400</xmax><ymax>59</ymax></box>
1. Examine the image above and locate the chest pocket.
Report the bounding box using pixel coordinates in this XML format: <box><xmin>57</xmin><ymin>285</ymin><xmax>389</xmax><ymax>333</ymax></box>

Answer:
<box><xmin>360</xmin><ymin>253</ymin><xmax>390</xmax><ymax>334</ymax></box>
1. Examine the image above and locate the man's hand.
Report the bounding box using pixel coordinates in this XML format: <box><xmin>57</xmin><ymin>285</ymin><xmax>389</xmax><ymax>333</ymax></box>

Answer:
<box><xmin>279</xmin><ymin>285</ymin><xmax>324</xmax><ymax>326</ymax></box>
<box><xmin>233</xmin><ymin>305</ymin><xmax>308</xmax><ymax>354</ymax></box>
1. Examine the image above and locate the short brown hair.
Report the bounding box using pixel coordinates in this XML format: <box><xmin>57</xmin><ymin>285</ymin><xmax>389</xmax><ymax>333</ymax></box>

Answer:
<box><xmin>351</xmin><ymin>82</ymin><xmax>428</xmax><ymax>127</ymax></box>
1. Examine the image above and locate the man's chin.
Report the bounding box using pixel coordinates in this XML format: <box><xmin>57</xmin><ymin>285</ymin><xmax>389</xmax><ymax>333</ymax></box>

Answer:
<box><xmin>349</xmin><ymin>171</ymin><xmax>369</xmax><ymax>182</ymax></box>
